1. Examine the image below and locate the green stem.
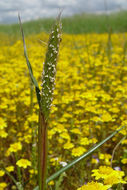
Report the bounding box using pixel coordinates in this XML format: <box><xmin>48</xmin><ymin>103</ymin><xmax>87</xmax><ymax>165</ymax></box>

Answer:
<box><xmin>15</xmin><ymin>153</ymin><xmax>22</xmax><ymax>184</ymax></box>
<box><xmin>111</xmin><ymin>136</ymin><xmax>126</xmax><ymax>167</ymax></box>
<box><xmin>38</xmin><ymin>110</ymin><xmax>48</xmax><ymax>190</ymax></box>
<box><xmin>30</xmin><ymin>82</ymin><xmax>37</xmax><ymax>174</ymax></box>
<box><xmin>117</xmin><ymin>183</ymin><xmax>122</xmax><ymax>190</ymax></box>
<box><xmin>30</xmin><ymin>81</ymin><xmax>34</xmax><ymax>115</ymax></box>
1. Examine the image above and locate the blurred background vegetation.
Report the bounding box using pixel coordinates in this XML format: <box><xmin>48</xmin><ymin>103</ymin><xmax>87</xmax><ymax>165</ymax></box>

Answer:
<box><xmin>1</xmin><ymin>11</ymin><xmax>127</xmax><ymax>37</ymax></box>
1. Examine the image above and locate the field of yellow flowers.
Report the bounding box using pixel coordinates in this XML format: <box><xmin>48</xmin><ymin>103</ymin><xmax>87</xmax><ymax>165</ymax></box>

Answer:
<box><xmin>0</xmin><ymin>31</ymin><xmax>127</xmax><ymax>190</ymax></box>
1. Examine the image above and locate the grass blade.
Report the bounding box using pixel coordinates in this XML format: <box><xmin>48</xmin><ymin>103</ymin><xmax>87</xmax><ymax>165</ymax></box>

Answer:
<box><xmin>47</xmin><ymin>126</ymin><xmax>125</xmax><ymax>183</ymax></box>
<box><xmin>33</xmin><ymin>125</ymin><xmax>126</xmax><ymax>190</ymax></box>
<box><xmin>18</xmin><ymin>14</ymin><xmax>41</xmax><ymax>106</ymax></box>
<box><xmin>46</xmin><ymin>126</ymin><xmax>126</xmax><ymax>183</ymax></box>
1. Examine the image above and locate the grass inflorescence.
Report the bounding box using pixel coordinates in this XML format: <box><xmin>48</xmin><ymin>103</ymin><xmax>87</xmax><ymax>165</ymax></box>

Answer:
<box><xmin>40</xmin><ymin>14</ymin><xmax>62</xmax><ymax>120</ymax></box>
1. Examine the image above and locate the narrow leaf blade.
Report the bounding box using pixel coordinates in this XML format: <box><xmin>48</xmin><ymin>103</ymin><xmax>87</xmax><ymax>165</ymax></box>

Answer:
<box><xmin>18</xmin><ymin>14</ymin><xmax>41</xmax><ymax>106</ymax></box>
<box><xmin>33</xmin><ymin>126</ymin><xmax>126</xmax><ymax>190</ymax></box>
<box><xmin>46</xmin><ymin>126</ymin><xmax>126</xmax><ymax>183</ymax></box>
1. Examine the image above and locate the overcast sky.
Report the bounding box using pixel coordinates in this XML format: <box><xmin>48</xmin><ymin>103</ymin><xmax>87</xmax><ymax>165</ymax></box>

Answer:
<box><xmin>0</xmin><ymin>0</ymin><xmax>127</xmax><ymax>23</ymax></box>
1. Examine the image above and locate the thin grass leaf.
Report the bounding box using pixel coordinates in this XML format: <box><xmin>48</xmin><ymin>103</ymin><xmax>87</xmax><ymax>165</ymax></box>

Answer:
<box><xmin>33</xmin><ymin>125</ymin><xmax>126</xmax><ymax>190</ymax></box>
<box><xmin>46</xmin><ymin>126</ymin><xmax>126</xmax><ymax>183</ymax></box>
<box><xmin>18</xmin><ymin>14</ymin><xmax>41</xmax><ymax>106</ymax></box>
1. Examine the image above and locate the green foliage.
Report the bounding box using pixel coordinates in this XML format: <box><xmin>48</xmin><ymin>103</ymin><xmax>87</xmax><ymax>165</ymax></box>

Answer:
<box><xmin>18</xmin><ymin>14</ymin><xmax>41</xmax><ymax>107</ymax></box>
<box><xmin>1</xmin><ymin>11</ymin><xmax>127</xmax><ymax>37</ymax></box>
<box><xmin>55</xmin><ymin>172</ymin><xmax>66</xmax><ymax>190</ymax></box>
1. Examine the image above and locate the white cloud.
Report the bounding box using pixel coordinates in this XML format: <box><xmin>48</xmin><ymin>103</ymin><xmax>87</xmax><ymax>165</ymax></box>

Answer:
<box><xmin>0</xmin><ymin>0</ymin><xmax>127</xmax><ymax>23</ymax></box>
<box><xmin>45</xmin><ymin>0</ymin><xmax>77</xmax><ymax>6</ymax></box>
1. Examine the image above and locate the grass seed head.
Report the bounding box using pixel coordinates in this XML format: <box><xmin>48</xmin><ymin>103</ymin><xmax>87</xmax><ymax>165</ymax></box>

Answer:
<box><xmin>40</xmin><ymin>15</ymin><xmax>62</xmax><ymax>120</ymax></box>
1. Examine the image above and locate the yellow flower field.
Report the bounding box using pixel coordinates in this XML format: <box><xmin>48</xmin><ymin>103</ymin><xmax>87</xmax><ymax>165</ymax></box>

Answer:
<box><xmin>0</xmin><ymin>32</ymin><xmax>127</xmax><ymax>189</ymax></box>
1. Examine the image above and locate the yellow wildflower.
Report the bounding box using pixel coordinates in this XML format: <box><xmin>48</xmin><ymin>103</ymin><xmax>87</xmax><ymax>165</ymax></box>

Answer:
<box><xmin>121</xmin><ymin>158</ymin><xmax>127</xmax><ymax>164</ymax></box>
<box><xmin>99</xmin><ymin>154</ymin><xmax>111</xmax><ymax>165</ymax></box>
<box><xmin>7</xmin><ymin>142</ymin><xmax>22</xmax><ymax>155</ymax></box>
<box><xmin>92</xmin><ymin>166</ymin><xmax>115</xmax><ymax>179</ymax></box>
<box><xmin>28</xmin><ymin>113</ymin><xmax>38</xmax><ymax>122</ymax></box>
<box><xmin>72</xmin><ymin>147</ymin><xmax>86</xmax><ymax>157</ymax></box>
<box><xmin>104</xmin><ymin>171</ymin><xmax>126</xmax><ymax>185</ymax></box>
<box><xmin>0</xmin><ymin>182</ymin><xmax>7</xmax><ymax>190</ymax></box>
<box><xmin>63</xmin><ymin>141</ymin><xmax>74</xmax><ymax>149</ymax></box>
<box><xmin>121</xmin><ymin>139</ymin><xmax>127</xmax><ymax>144</ymax></box>
<box><xmin>80</xmin><ymin>137</ymin><xmax>89</xmax><ymax>146</ymax></box>
<box><xmin>16</xmin><ymin>159</ymin><xmax>31</xmax><ymax>169</ymax></box>
<box><xmin>0</xmin><ymin>118</ymin><xmax>7</xmax><ymax>129</ymax></box>
<box><xmin>48</xmin><ymin>180</ymin><xmax>54</xmax><ymax>186</ymax></box>
<box><xmin>89</xmin><ymin>138</ymin><xmax>98</xmax><ymax>144</ymax></box>
<box><xmin>5</xmin><ymin>166</ymin><xmax>14</xmax><ymax>172</ymax></box>
<box><xmin>0</xmin><ymin>130</ymin><xmax>8</xmax><ymax>138</ymax></box>
<box><xmin>101</xmin><ymin>112</ymin><xmax>112</xmax><ymax>122</ymax></box>
<box><xmin>92</xmin><ymin>166</ymin><xmax>126</xmax><ymax>185</ymax></box>
<box><xmin>77</xmin><ymin>181</ymin><xmax>110</xmax><ymax>190</ymax></box>
<box><xmin>91</xmin><ymin>158</ymin><xmax>99</xmax><ymax>164</ymax></box>
<box><xmin>71</xmin><ymin>128</ymin><xmax>81</xmax><ymax>134</ymax></box>
<box><xmin>60</xmin><ymin>132</ymin><xmax>70</xmax><ymax>140</ymax></box>
<box><xmin>0</xmin><ymin>171</ymin><xmax>5</xmax><ymax>177</ymax></box>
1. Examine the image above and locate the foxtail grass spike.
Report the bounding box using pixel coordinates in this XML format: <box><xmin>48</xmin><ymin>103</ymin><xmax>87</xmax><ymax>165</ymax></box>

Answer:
<box><xmin>38</xmin><ymin>14</ymin><xmax>62</xmax><ymax>190</ymax></box>
<box><xmin>40</xmin><ymin>14</ymin><xmax>62</xmax><ymax>120</ymax></box>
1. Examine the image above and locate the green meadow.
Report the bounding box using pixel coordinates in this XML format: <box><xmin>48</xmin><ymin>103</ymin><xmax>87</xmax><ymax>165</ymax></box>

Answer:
<box><xmin>1</xmin><ymin>11</ymin><xmax>127</xmax><ymax>36</ymax></box>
